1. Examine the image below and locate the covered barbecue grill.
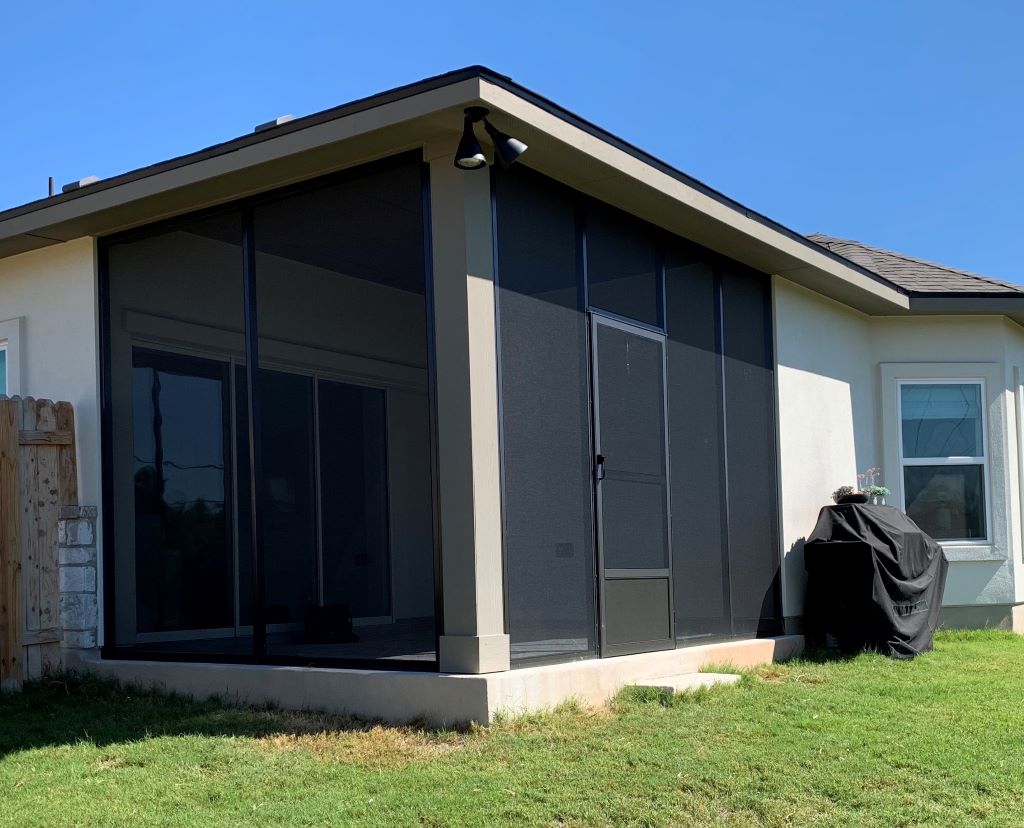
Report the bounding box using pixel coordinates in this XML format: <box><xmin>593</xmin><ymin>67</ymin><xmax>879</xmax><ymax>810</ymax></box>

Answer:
<box><xmin>804</xmin><ymin>503</ymin><xmax>949</xmax><ymax>658</ymax></box>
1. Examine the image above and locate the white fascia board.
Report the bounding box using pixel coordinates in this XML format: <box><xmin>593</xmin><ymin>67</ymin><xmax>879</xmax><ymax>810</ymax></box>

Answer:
<box><xmin>478</xmin><ymin>80</ymin><xmax>909</xmax><ymax>314</ymax></box>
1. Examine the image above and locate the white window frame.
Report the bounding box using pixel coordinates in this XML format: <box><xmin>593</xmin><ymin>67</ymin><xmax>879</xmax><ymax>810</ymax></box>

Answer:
<box><xmin>0</xmin><ymin>317</ymin><xmax>23</xmax><ymax>397</ymax></box>
<box><xmin>895</xmin><ymin>377</ymin><xmax>991</xmax><ymax>544</ymax></box>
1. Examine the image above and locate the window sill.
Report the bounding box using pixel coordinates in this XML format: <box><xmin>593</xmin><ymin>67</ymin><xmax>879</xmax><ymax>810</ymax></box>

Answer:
<box><xmin>937</xmin><ymin>543</ymin><xmax>1005</xmax><ymax>562</ymax></box>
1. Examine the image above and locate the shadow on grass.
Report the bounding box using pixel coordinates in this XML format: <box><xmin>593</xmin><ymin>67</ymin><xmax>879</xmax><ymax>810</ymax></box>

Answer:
<box><xmin>0</xmin><ymin>673</ymin><xmax>469</xmax><ymax>760</ymax></box>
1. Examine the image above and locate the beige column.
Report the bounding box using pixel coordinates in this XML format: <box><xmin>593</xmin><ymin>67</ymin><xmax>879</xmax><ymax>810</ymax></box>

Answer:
<box><xmin>426</xmin><ymin>145</ymin><xmax>509</xmax><ymax>674</ymax></box>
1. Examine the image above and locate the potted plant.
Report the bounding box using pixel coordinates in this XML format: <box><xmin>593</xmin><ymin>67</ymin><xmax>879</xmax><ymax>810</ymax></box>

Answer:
<box><xmin>832</xmin><ymin>468</ymin><xmax>891</xmax><ymax>506</ymax></box>
<box><xmin>832</xmin><ymin>485</ymin><xmax>868</xmax><ymax>505</ymax></box>
<box><xmin>858</xmin><ymin>468</ymin><xmax>890</xmax><ymax>505</ymax></box>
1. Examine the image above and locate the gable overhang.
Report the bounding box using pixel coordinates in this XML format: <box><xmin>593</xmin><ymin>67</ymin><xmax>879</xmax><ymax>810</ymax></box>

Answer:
<box><xmin>0</xmin><ymin>66</ymin><xmax>909</xmax><ymax>314</ymax></box>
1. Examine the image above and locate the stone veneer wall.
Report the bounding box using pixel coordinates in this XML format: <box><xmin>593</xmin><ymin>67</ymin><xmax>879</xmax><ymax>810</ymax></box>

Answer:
<box><xmin>57</xmin><ymin>505</ymin><xmax>99</xmax><ymax>652</ymax></box>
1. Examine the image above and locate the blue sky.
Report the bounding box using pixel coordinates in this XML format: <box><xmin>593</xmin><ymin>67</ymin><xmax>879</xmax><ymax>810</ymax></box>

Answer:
<box><xmin>3</xmin><ymin>2</ymin><xmax>1022</xmax><ymax>281</ymax></box>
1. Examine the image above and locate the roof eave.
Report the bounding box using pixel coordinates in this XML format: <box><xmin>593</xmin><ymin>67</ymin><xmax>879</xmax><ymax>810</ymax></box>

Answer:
<box><xmin>909</xmin><ymin>293</ymin><xmax>1024</xmax><ymax>311</ymax></box>
<box><xmin>0</xmin><ymin>65</ymin><xmax>910</xmax><ymax>314</ymax></box>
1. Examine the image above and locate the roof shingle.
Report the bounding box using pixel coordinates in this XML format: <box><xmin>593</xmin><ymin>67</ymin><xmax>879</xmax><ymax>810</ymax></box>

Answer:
<box><xmin>807</xmin><ymin>233</ymin><xmax>1024</xmax><ymax>295</ymax></box>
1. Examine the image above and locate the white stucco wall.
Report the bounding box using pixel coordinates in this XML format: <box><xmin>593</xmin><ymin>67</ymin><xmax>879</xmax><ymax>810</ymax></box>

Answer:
<box><xmin>0</xmin><ymin>238</ymin><xmax>100</xmax><ymax>506</ymax></box>
<box><xmin>776</xmin><ymin>275</ymin><xmax>1023</xmax><ymax>621</ymax></box>
<box><xmin>773</xmin><ymin>278</ymin><xmax>877</xmax><ymax>620</ymax></box>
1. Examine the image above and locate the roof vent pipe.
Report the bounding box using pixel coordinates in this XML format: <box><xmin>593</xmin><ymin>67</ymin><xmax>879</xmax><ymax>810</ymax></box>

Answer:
<box><xmin>254</xmin><ymin>114</ymin><xmax>295</xmax><ymax>133</ymax></box>
<box><xmin>61</xmin><ymin>176</ymin><xmax>100</xmax><ymax>193</ymax></box>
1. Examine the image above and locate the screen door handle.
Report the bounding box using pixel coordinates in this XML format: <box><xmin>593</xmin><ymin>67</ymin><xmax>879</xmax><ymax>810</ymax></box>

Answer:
<box><xmin>595</xmin><ymin>454</ymin><xmax>606</xmax><ymax>481</ymax></box>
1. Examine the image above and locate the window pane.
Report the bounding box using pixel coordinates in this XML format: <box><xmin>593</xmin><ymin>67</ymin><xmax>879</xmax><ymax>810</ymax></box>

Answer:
<box><xmin>586</xmin><ymin>205</ymin><xmax>660</xmax><ymax>326</ymax></box>
<box><xmin>0</xmin><ymin>348</ymin><xmax>6</xmax><ymax>395</ymax></box>
<box><xmin>132</xmin><ymin>352</ymin><xmax>233</xmax><ymax>634</ymax></box>
<box><xmin>904</xmin><ymin>464</ymin><xmax>985</xmax><ymax>540</ymax></box>
<box><xmin>901</xmin><ymin>383</ymin><xmax>983</xmax><ymax>458</ymax></box>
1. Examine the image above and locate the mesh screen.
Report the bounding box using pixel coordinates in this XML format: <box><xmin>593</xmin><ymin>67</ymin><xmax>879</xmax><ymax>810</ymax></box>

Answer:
<box><xmin>721</xmin><ymin>265</ymin><xmax>781</xmax><ymax>635</ymax></box>
<box><xmin>665</xmin><ymin>249</ymin><xmax>732</xmax><ymax>638</ymax></box>
<box><xmin>495</xmin><ymin>170</ymin><xmax>597</xmax><ymax>661</ymax></box>
<box><xmin>593</xmin><ymin>323</ymin><xmax>669</xmax><ymax>572</ymax></box>
<box><xmin>586</xmin><ymin>205</ymin><xmax>660</xmax><ymax>325</ymax></box>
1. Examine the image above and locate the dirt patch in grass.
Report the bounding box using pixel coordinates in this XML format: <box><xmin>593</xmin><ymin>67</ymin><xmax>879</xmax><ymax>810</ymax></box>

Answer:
<box><xmin>241</xmin><ymin>708</ymin><xmax>475</xmax><ymax>769</ymax></box>
<box><xmin>255</xmin><ymin>724</ymin><xmax>471</xmax><ymax>769</ymax></box>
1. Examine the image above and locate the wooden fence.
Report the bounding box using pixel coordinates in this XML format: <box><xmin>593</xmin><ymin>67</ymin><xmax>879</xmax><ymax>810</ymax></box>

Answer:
<box><xmin>0</xmin><ymin>396</ymin><xmax>78</xmax><ymax>690</ymax></box>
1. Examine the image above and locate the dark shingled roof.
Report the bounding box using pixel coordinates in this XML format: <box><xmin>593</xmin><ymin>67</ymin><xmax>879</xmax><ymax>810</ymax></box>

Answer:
<box><xmin>807</xmin><ymin>233</ymin><xmax>1024</xmax><ymax>296</ymax></box>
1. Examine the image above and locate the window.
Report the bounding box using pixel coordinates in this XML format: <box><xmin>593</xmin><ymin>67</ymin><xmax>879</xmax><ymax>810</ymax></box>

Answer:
<box><xmin>898</xmin><ymin>381</ymin><xmax>987</xmax><ymax>541</ymax></box>
<box><xmin>0</xmin><ymin>316</ymin><xmax>22</xmax><ymax>397</ymax></box>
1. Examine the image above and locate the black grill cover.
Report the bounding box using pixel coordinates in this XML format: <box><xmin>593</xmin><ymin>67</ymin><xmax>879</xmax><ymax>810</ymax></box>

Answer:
<box><xmin>804</xmin><ymin>504</ymin><xmax>949</xmax><ymax>659</ymax></box>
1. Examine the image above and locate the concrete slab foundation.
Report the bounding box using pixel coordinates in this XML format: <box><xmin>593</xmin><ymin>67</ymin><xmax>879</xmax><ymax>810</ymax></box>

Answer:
<box><xmin>66</xmin><ymin>635</ymin><xmax>803</xmax><ymax>726</ymax></box>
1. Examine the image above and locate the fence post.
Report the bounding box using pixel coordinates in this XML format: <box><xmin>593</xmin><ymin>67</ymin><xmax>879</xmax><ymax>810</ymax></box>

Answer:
<box><xmin>0</xmin><ymin>398</ymin><xmax>23</xmax><ymax>691</ymax></box>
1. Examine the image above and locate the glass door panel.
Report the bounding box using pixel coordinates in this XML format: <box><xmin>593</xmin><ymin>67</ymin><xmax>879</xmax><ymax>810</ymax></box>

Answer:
<box><xmin>319</xmin><ymin>380</ymin><xmax>390</xmax><ymax>620</ymax></box>
<box><xmin>129</xmin><ymin>349</ymin><xmax>251</xmax><ymax>655</ymax></box>
<box><xmin>235</xmin><ymin>368</ymin><xmax>318</xmax><ymax>647</ymax></box>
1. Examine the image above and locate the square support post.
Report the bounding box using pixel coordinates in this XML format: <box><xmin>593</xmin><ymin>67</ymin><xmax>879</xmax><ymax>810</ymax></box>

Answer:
<box><xmin>427</xmin><ymin>146</ymin><xmax>509</xmax><ymax>674</ymax></box>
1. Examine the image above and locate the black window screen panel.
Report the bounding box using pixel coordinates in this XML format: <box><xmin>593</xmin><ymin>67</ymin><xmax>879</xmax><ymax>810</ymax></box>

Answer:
<box><xmin>665</xmin><ymin>247</ymin><xmax>731</xmax><ymax>639</ymax></box>
<box><xmin>107</xmin><ymin>209</ymin><xmax>250</xmax><ymax>656</ymax></box>
<box><xmin>721</xmin><ymin>265</ymin><xmax>781</xmax><ymax>635</ymax></box>
<box><xmin>585</xmin><ymin>205</ymin><xmax>660</xmax><ymax>326</ymax></box>
<box><xmin>494</xmin><ymin>169</ymin><xmax>597</xmax><ymax>662</ymax></box>
<box><xmin>252</xmin><ymin>157</ymin><xmax>436</xmax><ymax>663</ymax></box>
<box><xmin>104</xmin><ymin>154</ymin><xmax>437</xmax><ymax>667</ymax></box>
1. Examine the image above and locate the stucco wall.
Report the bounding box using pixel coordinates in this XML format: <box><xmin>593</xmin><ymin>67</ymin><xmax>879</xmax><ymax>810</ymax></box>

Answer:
<box><xmin>0</xmin><ymin>238</ymin><xmax>100</xmax><ymax>505</ymax></box>
<box><xmin>773</xmin><ymin>278</ymin><xmax>877</xmax><ymax>620</ymax></box>
<box><xmin>776</xmin><ymin>275</ymin><xmax>1022</xmax><ymax>620</ymax></box>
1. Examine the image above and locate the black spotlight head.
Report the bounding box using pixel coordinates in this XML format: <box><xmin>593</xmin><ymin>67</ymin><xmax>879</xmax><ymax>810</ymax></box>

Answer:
<box><xmin>454</xmin><ymin>107</ymin><xmax>490</xmax><ymax>170</ymax></box>
<box><xmin>483</xmin><ymin>119</ymin><xmax>528</xmax><ymax>169</ymax></box>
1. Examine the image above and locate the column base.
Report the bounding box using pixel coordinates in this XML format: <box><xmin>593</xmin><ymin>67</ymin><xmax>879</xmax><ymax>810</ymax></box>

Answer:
<box><xmin>439</xmin><ymin>633</ymin><xmax>510</xmax><ymax>674</ymax></box>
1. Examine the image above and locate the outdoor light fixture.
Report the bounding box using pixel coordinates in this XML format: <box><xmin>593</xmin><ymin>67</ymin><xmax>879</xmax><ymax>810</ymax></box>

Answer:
<box><xmin>454</xmin><ymin>107</ymin><xmax>488</xmax><ymax>170</ymax></box>
<box><xmin>453</xmin><ymin>106</ymin><xmax>528</xmax><ymax>170</ymax></box>
<box><xmin>482</xmin><ymin>120</ymin><xmax>528</xmax><ymax>169</ymax></box>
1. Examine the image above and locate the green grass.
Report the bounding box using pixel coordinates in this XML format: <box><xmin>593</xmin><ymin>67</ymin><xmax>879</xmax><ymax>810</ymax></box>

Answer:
<box><xmin>2</xmin><ymin>630</ymin><xmax>1024</xmax><ymax>827</ymax></box>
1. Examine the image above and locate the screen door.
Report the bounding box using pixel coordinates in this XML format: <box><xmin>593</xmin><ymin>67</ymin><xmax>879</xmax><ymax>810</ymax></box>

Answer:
<box><xmin>591</xmin><ymin>315</ymin><xmax>674</xmax><ymax>656</ymax></box>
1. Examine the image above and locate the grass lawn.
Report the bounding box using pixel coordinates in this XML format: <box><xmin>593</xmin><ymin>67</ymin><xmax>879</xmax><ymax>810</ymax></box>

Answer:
<box><xmin>1</xmin><ymin>631</ymin><xmax>1023</xmax><ymax>827</ymax></box>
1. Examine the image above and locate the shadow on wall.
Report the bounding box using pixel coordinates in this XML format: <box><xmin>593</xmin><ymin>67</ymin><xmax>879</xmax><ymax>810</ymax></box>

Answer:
<box><xmin>785</xmin><ymin>536</ymin><xmax>807</xmax><ymax>629</ymax></box>
<box><xmin>779</xmin><ymin>367</ymin><xmax>878</xmax><ymax>620</ymax></box>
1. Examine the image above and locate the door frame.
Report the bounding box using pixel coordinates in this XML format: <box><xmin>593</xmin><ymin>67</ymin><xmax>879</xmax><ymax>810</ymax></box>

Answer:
<box><xmin>589</xmin><ymin>311</ymin><xmax>676</xmax><ymax>657</ymax></box>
